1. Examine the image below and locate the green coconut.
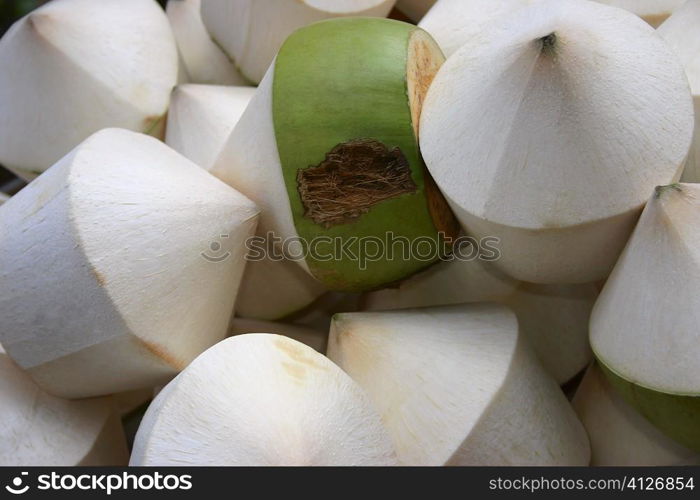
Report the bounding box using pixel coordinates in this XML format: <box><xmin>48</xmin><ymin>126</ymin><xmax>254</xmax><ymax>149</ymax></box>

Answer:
<box><xmin>212</xmin><ymin>18</ymin><xmax>457</xmax><ymax>292</ymax></box>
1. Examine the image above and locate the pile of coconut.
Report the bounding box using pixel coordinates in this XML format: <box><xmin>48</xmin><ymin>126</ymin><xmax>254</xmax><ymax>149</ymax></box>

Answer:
<box><xmin>0</xmin><ymin>0</ymin><xmax>698</xmax><ymax>466</ymax></box>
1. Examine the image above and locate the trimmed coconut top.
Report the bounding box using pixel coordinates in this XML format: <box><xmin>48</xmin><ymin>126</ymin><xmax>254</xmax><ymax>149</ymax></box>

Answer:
<box><xmin>328</xmin><ymin>303</ymin><xmax>520</xmax><ymax>464</ymax></box>
<box><xmin>13</xmin><ymin>0</ymin><xmax>177</xmax><ymax>112</ymax></box>
<box><xmin>0</xmin><ymin>352</ymin><xmax>119</xmax><ymax>466</ymax></box>
<box><xmin>0</xmin><ymin>129</ymin><xmax>258</xmax><ymax>376</ymax></box>
<box><xmin>69</xmin><ymin>129</ymin><xmax>258</xmax><ymax>365</ymax></box>
<box><xmin>166</xmin><ymin>84</ymin><xmax>256</xmax><ymax>171</ymax></box>
<box><xmin>0</xmin><ymin>0</ymin><xmax>178</xmax><ymax>173</ymax></box>
<box><xmin>165</xmin><ymin>0</ymin><xmax>247</xmax><ymax>85</ymax></box>
<box><xmin>420</xmin><ymin>0</ymin><xmax>694</xmax><ymax>230</ymax></box>
<box><xmin>658</xmin><ymin>0</ymin><xmax>700</xmax><ymax>95</ymax></box>
<box><xmin>419</xmin><ymin>0</ymin><xmax>540</xmax><ymax>58</ymax></box>
<box><xmin>131</xmin><ymin>334</ymin><xmax>397</xmax><ymax>465</ymax></box>
<box><xmin>591</xmin><ymin>183</ymin><xmax>700</xmax><ymax>393</ymax></box>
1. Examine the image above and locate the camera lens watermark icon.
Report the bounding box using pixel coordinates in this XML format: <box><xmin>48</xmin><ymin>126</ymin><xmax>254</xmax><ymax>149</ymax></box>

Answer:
<box><xmin>201</xmin><ymin>234</ymin><xmax>231</xmax><ymax>263</ymax></box>
<box><xmin>5</xmin><ymin>472</ymin><xmax>29</xmax><ymax>495</ymax></box>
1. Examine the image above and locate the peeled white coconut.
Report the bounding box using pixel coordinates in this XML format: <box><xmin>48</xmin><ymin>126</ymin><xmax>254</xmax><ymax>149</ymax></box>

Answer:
<box><xmin>229</xmin><ymin>319</ymin><xmax>328</xmax><ymax>353</ymax></box>
<box><xmin>658</xmin><ymin>0</ymin><xmax>700</xmax><ymax>182</ymax></box>
<box><xmin>327</xmin><ymin>304</ymin><xmax>590</xmax><ymax>465</ymax></box>
<box><xmin>362</xmin><ymin>257</ymin><xmax>518</xmax><ymax>311</ymax></box>
<box><xmin>419</xmin><ymin>0</ymin><xmax>538</xmax><ymax>58</ymax></box>
<box><xmin>593</xmin><ymin>0</ymin><xmax>685</xmax><ymax>26</ymax></box>
<box><xmin>573</xmin><ymin>364</ymin><xmax>700</xmax><ymax>466</ymax></box>
<box><xmin>590</xmin><ymin>183</ymin><xmax>700</xmax><ymax>452</ymax></box>
<box><xmin>396</xmin><ymin>0</ymin><xmax>437</xmax><ymax>21</ymax></box>
<box><xmin>200</xmin><ymin>0</ymin><xmax>396</xmax><ymax>84</ymax></box>
<box><xmin>164</xmin><ymin>82</ymin><xmax>324</xmax><ymax>319</ymax></box>
<box><xmin>0</xmin><ymin>347</ymin><xmax>129</xmax><ymax>466</ymax></box>
<box><xmin>209</xmin><ymin>65</ymin><xmax>307</xmax><ymax>284</ymax></box>
<box><xmin>420</xmin><ymin>0</ymin><xmax>694</xmax><ymax>284</ymax></box>
<box><xmin>165</xmin><ymin>84</ymin><xmax>256</xmax><ymax>172</ymax></box>
<box><xmin>131</xmin><ymin>334</ymin><xmax>398</xmax><ymax>465</ymax></box>
<box><xmin>0</xmin><ymin>129</ymin><xmax>259</xmax><ymax>399</ymax></box>
<box><xmin>0</xmin><ymin>0</ymin><xmax>179</xmax><ymax>180</ymax></box>
<box><xmin>209</xmin><ymin>58</ymin><xmax>328</xmax><ymax>316</ymax></box>
<box><xmin>166</xmin><ymin>0</ymin><xmax>247</xmax><ymax>85</ymax></box>
<box><xmin>504</xmin><ymin>282</ymin><xmax>596</xmax><ymax>385</ymax></box>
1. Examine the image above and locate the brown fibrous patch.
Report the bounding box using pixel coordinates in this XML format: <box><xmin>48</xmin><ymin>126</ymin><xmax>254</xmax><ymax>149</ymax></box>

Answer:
<box><xmin>297</xmin><ymin>138</ymin><xmax>417</xmax><ymax>228</ymax></box>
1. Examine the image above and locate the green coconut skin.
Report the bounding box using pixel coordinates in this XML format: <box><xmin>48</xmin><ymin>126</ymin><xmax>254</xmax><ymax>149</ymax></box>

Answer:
<box><xmin>598</xmin><ymin>359</ymin><xmax>700</xmax><ymax>452</ymax></box>
<box><xmin>273</xmin><ymin>18</ymin><xmax>450</xmax><ymax>292</ymax></box>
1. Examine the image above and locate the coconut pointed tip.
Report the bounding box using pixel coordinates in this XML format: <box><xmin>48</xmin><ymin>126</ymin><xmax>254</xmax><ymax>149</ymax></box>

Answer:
<box><xmin>330</xmin><ymin>313</ymin><xmax>348</xmax><ymax>330</ymax></box>
<box><xmin>654</xmin><ymin>183</ymin><xmax>684</xmax><ymax>199</ymax></box>
<box><xmin>25</xmin><ymin>12</ymin><xmax>53</xmax><ymax>35</ymax></box>
<box><xmin>540</xmin><ymin>32</ymin><xmax>557</xmax><ymax>48</ymax></box>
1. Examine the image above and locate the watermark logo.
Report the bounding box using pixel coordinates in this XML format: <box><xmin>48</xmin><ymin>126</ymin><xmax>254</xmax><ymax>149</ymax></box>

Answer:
<box><xmin>5</xmin><ymin>472</ymin><xmax>29</xmax><ymax>495</ymax></box>
<box><xmin>1</xmin><ymin>472</ymin><xmax>193</xmax><ymax>496</ymax></box>
<box><xmin>201</xmin><ymin>231</ymin><xmax>501</xmax><ymax>270</ymax></box>
<box><xmin>201</xmin><ymin>234</ymin><xmax>231</xmax><ymax>263</ymax></box>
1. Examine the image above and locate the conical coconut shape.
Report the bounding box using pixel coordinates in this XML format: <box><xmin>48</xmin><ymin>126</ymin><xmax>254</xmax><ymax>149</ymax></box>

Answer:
<box><xmin>200</xmin><ymin>0</ymin><xmax>396</xmax><ymax>84</ymax></box>
<box><xmin>420</xmin><ymin>0</ymin><xmax>694</xmax><ymax>284</ymax></box>
<box><xmin>165</xmin><ymin>84</ymin><xmax>256</xmax><ymax>172</ymax></box>
<box><xmin>0</xmin><ymin>0</ymin><xmax>178</xmax><ymax>180</ymax></box>
<box><xmin>229</xmin><ymin>319</ymin><xmax>328</xmax><ymax>353</ymax></box>
<box><xmin>658</xmin><ymin>0</ymin><xmax>700</xmax><ymax>183</ymax></box>
<box><xmin>419</xmin><ymin>0</ymin><xmax>538</xmax><ymax>58</ymax></box>
<box><xmin>131</xmin><ymin>334</ymin><xmax>398</xmax><ymax>465</ymax></box>
<box><xmin>0</xmin><ymin>129</ymin><xmax>259</xmax><ymax>399</ymax></box>
<box><xmin>166</xmin><ymin>0</ymin><xmax>248</xmax><ymax>85</ymax></box>
<box><xmin>362</xmin><ymin>257</ymin><xmax>517</xmax><ymax>310</ymax></box>
<box><xmin>591</xmin><ymin>183</ymin><xmax>700</xmax><ymax>452</ymax></box>
<box><xmin>212</xmin><ymin>18</ymin><xmax>458</xmax><ymax>292</ymax></box>
<box><xmin>397</xmin><ymin>0</ymin><xmax>436</xmax><ymax>21</ymax></box>
<box><xmin>0</xmin><ymin>347</ymin><xmax>129</xmax><ymax>466</ymax></box>
<box><xmin>573</xmin><ymin>364</ymin><xmax>700</xmax><ymax>466</ymax></box>
<box><xmin>593</xmin><ymin>0</ymin><xmax>685</xmax><ymax>26</ymax></box>
<box><xmin>327</xmin><ymin>304</ymin><xmax>590</xmax><ymax>465</ymax></box>
<box><xmin>164</xmin><ymin>83</ymin><xmax>324</xmax><ymax>319</ymax></box>
<box><xmin>504</xmin><ymin>282</ymin><xmax>596</xmax><ymax>385</ymax></box>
